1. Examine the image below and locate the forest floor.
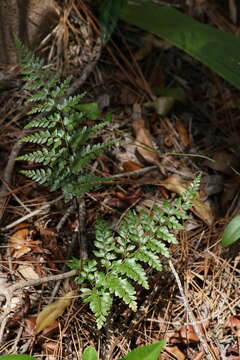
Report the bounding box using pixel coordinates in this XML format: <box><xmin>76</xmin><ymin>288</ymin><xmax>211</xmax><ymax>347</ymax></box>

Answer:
<box><xmin>0</xmin><ymin>1</ymin><xmax>240</xmax><ymax>359</ymax></box>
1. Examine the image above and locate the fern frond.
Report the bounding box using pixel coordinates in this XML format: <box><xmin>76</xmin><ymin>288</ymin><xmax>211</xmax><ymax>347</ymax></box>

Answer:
<box><xmin>155</xmin><ymin>226</ymin><xmax>178</xmax><ymax>244</ymax></box>
<box><xmin>20</xmin><ymin>168</ymin><xmax>52</xmax><ymax>184</ymax></box>
<box><xmin>28</xmin><ymin>99</ymin><xmax>56</xmax><ymax>114</ymax></box>
<box><xmin>112</xmin><ymin>259</ymin><xmax>149</xmax><ymax>289</ymax></box>
<box><xmin>161</xmin><ymin>200</ymin><xmax>187</xmax><ymax>220</ymax></box>
<box><xmin>107</xmin><ymin>275</ymin><xmax>137</xmax><ymax>311</ymax></box>
<box><xmin>25</xmin><ymin>113</ymin><xmax>61</xmax><ymax>129</ymax></box>
<box><xmin>26</xmin><ymin>87</ymin><xmax>49</xmax><ymax>103</ymax></box>
<box><xmin>20</xmin><ymin>130</ymin><xmax>53</xmax><ymax>144</ymax></box>
<box><xmin>49</xmin><ymin>77</ymin><xmax>72</xmax><ymax>99</ymax></box>
<box><xmin>17</xmin><ymin>148</ymin><xmax>58</xmax><ymax>165</ymax></box>
<box><xmin>72</xmin><ymin>140</ymin><xmax>115</xmax><ymax>173</ymax></box>
<box><xmin>71</xmin><ymin>259</ymin><xmax>97</xmax><ymax>284</ymax></box>
<box><xmin>147</xmin><ymin>239</ymin><xmax>170</xmax><ymax>258</ymax></box>
<box><xmin>181</xmin><ymin>173</ymin><xmax>201</xmax><ymax>210</ymax></box>
<box><xmin>59</xmin><ymin>174</ymin><xmax>108</xmax><ymax>201</ymax></box>
<box><xmin>71</xmin><ymin>119</ymin><xmax>110</xmax><ymax>150</ymax></box>
<box><xmin>16</xmin><ymin>38</ymin><xmax>114</xmax><ymax>201</ymax></box>
<box><xmin>134</xmin><ymin>247</ymin><xmax>163</xmax><ymax>272</ymax></box>
<box><xmin>25</xmin><ymin>72</ymin><xmax>60</xmax><ymax>92</ymax></box>
<box><xmin>82</xmin><ymin>288</ymin><xmax>113</xmax><ymax>330</ymax></box>
<box><xmin>57</xmin><ymin>94</ymin><xmax>85</xmax><ymax>112</ymax></box>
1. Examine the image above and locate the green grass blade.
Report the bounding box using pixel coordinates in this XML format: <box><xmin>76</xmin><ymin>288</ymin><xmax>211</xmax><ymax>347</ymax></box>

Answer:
<box><xmin>120</xmin><ymin>340</ymin><xmax>166</xmax><ymax>360</ymax></box>
<box><xmin>82</xmin><ymin>346</ymin><xmax>98</xmax><ymax>360</ymax></box>
<box><xmin>120</xmin><ymin>2</ymin><xmax>240</xmax><ymax>88</ymax></box>
<box><xmin>221</xmin><ymin>215</ymin><xmax>240</xmax><ymax>247</ymax></box>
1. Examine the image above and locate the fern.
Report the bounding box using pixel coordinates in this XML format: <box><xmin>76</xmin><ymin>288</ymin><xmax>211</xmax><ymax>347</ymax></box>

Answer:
<box><xmin>69</xmin><ymin>175</ymin><xmax>201</xmax><ymax>329</ymax></box>
<box><xmin>15</xmin><ymin>37</ymin><xmax>113</xmax><ymax>200</ymax></box>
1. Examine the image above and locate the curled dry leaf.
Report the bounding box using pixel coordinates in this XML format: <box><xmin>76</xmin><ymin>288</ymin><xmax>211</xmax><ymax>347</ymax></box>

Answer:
<box><xmin>204</xmin><ymin>151</ymin><xmax>239</xmax><ymax>175</ymax></box>
<box><xmin>9</xmin><ymin>223</ymin><xmax>31</xmax><ymax>258</ymax></box>
<box><xmin>153</xmin><ymin>96</ymin><xmax>175</xmax><ymax>116</ymax></box>
<box><xmin>17</xmin><ymin>264</ymin><xmax>40</xmax><ymax>280</ymax></box>
<box><xmin>225</xmin><ymin>315</ymin><xmax>240</xmax><ymax>337</ymax></box>
<box><xmin>43</xmin><ymin>340</ymin><xmax>60</xmax><ymax>355</ymax></box>
<box><xmin>164</xmin><ymin>345</ymin><xmax>185</xmax><ymax>360</ymax></box>
<box><xmin>35</xmin><ymin>290</ymin><xmax>76</xmax><ymax>334</ymax></box>
<box><xmin>41</xmin><ymin>320</ymin><xmax>59</xmax><ymax>337</ymax></box>
<box><xmin>132</xmin><ymin>116</ymin><xmax>159</xmax><ymax>165</ymax></box>
<box><xmin>134</xmin><ymin>33</ymin><xmax>154</xmax><ymax>61</ymax></box>
<box><xmin>225</xmin><ymin>346</ymin><xmax>240</xmax><ymax>359</ymax></box>
<box><xmin>159</xmin><ymin>175</ymin><xmax>214</xmax><ymax>225</ymax></box>
<box><xmin>179</xmin><ymin>325</ymin><xmax>201</xmax><ymax>343</ymax></box>
<box><xmin>170</xmin><ymin>320</ymin><xmax>209</xmax><ymax>346</ymax></box>
<box><xmin>132</xmin><ymin>103</ymin><xmax>164</xmax><ymax>173</ymax></box>
<box><xmin>122</xmin><ymin>160</ymin><xmax>143</xmax><ymax>172</ymax></box>
<box><xmin>191</xmin><ymin>199</ymin><xmax>214</xmax><ymax>226</ymax></box>
<box><xmin>25</xmin><ymin>317</ymin><xmax>37</xmax><ymax>336</ymax></box>
<box><xmin>175</xmin><ymin>119</ymin><xmax>190</xmax><ymax>148</ymax></box>
<box><xmin>159</xmin><ymin>174</ymin><xmax>186</xmax><ymax>194</ymax></box>
<box><xmin>134</xmin><ymin>33</ymin><xmax>171</xmax><ymax>61</ymax></box>
<box><xmin>192</xmin><ymin>351</ymin><xmax>205</xmax><ymax>360</ymax></box>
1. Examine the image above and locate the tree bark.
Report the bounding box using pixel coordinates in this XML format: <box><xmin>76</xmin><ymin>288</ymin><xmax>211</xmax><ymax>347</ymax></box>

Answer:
<box><xmin>0</xmin><ymin>0</ymin><xmax>58</xmax><ymax>66</ymax></box>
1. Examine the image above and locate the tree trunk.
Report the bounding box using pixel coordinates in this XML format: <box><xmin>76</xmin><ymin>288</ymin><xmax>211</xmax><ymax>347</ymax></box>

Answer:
<box><xmin>0</xmin><ymin>0</ymin><xmax>58</xmax><ymax>66</ymax></box>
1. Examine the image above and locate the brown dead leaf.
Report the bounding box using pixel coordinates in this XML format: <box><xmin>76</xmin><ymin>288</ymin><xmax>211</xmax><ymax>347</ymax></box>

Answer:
<box><xmin>191</xmin><ymin>199</ymin><xmax>214</xmax><ymax>226</ymax></box>
<box><xmin>164</xmin><ymin>345</ymin><xmax>185</xmax><ymax>360</ymax></box>
<box><xmin>175</xmin><ymin>119</ymin><xmax>190</xmax><ymax>148</ymax></box>
<box><xmin>41</xmin><ymin>320</ymin><xmax>59</xmax><ymax>337</ymax></box>
<box><xmin>134</xmin><ymin>33</ymin><xmax>154</xmax><ymax>61</ymax></box>
<box><xmin>159</xmin><ymin>175</ymin><xmax>186</xmax><ymax>194</ymax></box>
<box><xmin>122</xmin><ymin>161</ymin><xmax>143</xmax><ymax>172</ymax></box>
<box><xmin>170</xmin><ymin>322</ymin><xmax>209</xmax><ymax>346</ymax></box>
<box><xmin>106</xmin><ymin>188</ymin><xmax>141</xmax><ymax>209</ymax></box>
<box><xmin>35</xmin><ymin>290</ymin><xmax>76</xmax><ymax>334</ymax></box>
<box><xmin>225</xmin><ymin>346</ymin><xmax>239</xmax><ymax>359</ymax></box>
<box><xmin>106</xmin><ymin>198</ymin><xmax>128</xmax><ymax>209</ymax></box>
<box><xmin>192</xmin><ymin>352</ymin><xmax>204</xmax><ymax>360</ymax></box>
<box><xmin>9</xmin><ymin>223</ymin><xmax>31</xmax><ymax>258</ymax></box>
<box><xmin>132</xmin><ymin>104</ymin><xmax>164</xmax><ymax>174</ymax></box>
<box><xmin>225</xmin><ymin>315</ymin><xmax>240</xmax><ymax>337</ymax></box>
<box><xmin>204</xmin><ymin>151</ymin><xmax>239</xmax><ymax>175</ymax></box>
<box><xmin>153</xmin><ymin>97</ymin><xmax>175</xmax><ymax>116</ymax></box>
<box><xmin>179</xmin><ymin>325</ymin><xmax>201</xmax><ymax>343</ymax></box>
<box><xmin>25</xmin><ymin>317</ymin><xmax>37</xmax><ymax>336</ymax></box>
<box><xmin>159</xmin><ymin>175</ymin><xmax>214</xmax><ymax>225</ymax></box>
<box><xmin>133</xmin><ymin>118</ymin><xmax>159</xmax><ymax>164</ymax></box>
<box><xmin>18</xmin><ymin>265</ymin><xmax>40</xmax><ymax>280</ymax></box>
<box><xmin>135</xmin><ymin>33</ymin><xmax>171</xmax><ymax>62</ymax></box>
<box><xmin>43</xmin><ymin>340</ymin><xmax>60</xmax><ymax>355</ymax></box>
<box><xmin>164</xmin><ymin>134</ymin><xmax>174</xmax><ymax>147</ymax></box>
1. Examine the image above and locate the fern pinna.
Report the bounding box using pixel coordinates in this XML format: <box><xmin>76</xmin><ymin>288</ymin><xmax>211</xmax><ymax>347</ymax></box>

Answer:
<box><xmin>16</xmin><ymin>37</ymin><xmax>113</xmax><ymax>201</ymax></box>
<box><xmin>69</xmin><ymin>175</ymin><xmax>201</xmax><ymax>329</ymax></box>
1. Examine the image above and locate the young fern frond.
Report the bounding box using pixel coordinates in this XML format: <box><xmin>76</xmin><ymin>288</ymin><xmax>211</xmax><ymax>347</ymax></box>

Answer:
<box><xmin>181</xmin><ymin>173</ymin><xmax>201</xmax><ymax>210</ymax></box>
<box><xmin>69</xmin><ymin>175</ymin><xmax>201</xmax><ymax>329</ymax></box>
<box><xmin>16</xmin><ymin>38</ymin><xmax>113</xmax><ymax>200</ymax></box>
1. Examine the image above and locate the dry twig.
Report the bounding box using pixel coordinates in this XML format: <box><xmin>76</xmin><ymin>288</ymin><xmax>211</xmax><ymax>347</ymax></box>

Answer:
<box><xmin>0</xmin><ymin>140</ymin><xmax>23</xmax><ymax>222</ymax></box>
